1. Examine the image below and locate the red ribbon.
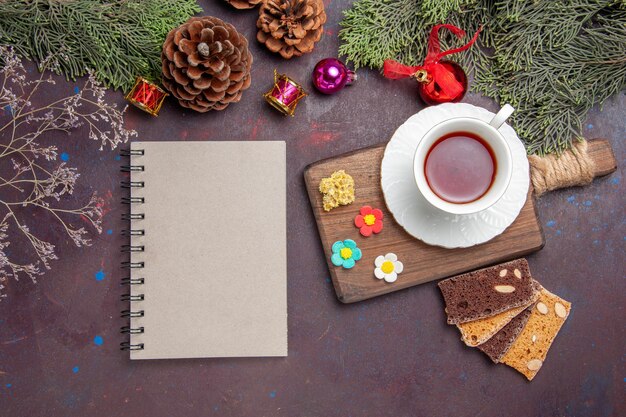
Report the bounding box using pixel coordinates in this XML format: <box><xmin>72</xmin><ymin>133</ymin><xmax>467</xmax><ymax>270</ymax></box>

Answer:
<box><xmin>383</xmin><ymin>24</ymin><xmax>481</xmax><ymax>98</ymax></box>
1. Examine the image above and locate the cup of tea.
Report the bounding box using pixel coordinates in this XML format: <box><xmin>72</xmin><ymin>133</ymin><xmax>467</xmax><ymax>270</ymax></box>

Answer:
<box><xmin>413</xmin><ymin>104</ymin><xmax>515</xmax><ymax>215</ymax></box>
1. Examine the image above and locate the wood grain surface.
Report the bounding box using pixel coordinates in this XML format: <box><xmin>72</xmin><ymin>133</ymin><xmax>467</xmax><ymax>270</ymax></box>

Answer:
<box><xmin>305</xmin><ymin>144</ymin><xmax>544</xmax><ymax>303</ymax></box>
<box><xmin>588</xmin><ymin>138</ymin><xmax>617</xmax><ymax>176</ymax></box>
<box><xmin>305</xmin><ymin>139</ymin><xmax>616</xmax><ymax>303</ymax></box>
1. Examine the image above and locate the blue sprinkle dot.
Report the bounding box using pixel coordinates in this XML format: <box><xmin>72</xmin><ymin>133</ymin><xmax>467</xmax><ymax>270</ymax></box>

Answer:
<box><xmin>269</xmin><ymin>390</ymin><xmax>276</xmax><ymax>398</ymax></box>
<box><xmin>93</xmin><ymin>335</ymin><xmax>103</xmax><ymax>346</ymax></box>
<box><xmin>106</xmin><ymin>229</ymin><xmax>113</xmax><ymax>235</ymax></box>
<box><xmin>95</xmin><ymin>270</ymin><xmax>105</xmax><ymax>281</ymax></box>
<box><xmin>114</xmin><ymin>155</ymin><xmax>121</xmax><ymax>161</ymax></box>
<box><xmin>72</xmin><ymin>366</ymin><xmax>79</xmax><ymax>373</ymax></box>
<box><xmin>325</xmin><ymin>277</ymin><xmax>331</xmax><ymax>283</ymax></box>
<box><xmin>624</xmin><ymin>377</ymin><xmax>626</xmax><ymax>382</ymax></box>
<box><xmin>4</xmin><ymin>105</ymin><xmax>12</xmax><ymax>115</ymax></box>
<box><xmin>60</xmin><ymin>152</ymin><xmax>70</xmax><ymax>162</ymax></box>
<box><xmin>546</xmin><ymin>220</ymin><xmax>556</xmax><ymax>228</ymax></box>
<box><xmin>587</xmin><ymin>123</ymin><xmax>593</xmax><ymax>129</ymax></box>
<box><xmin>555</xmin><ymin>230</ymin><xmax>562</xmax><ymax>236</ymax></box>
<box><xmin>583</xmin><ymin>200</ymin><xmax>592</xmax><ymax>206</ymax></box>
<box><xmin>610</xmin><ymin>177</ymin><xmax>619</xmax><ymax>185</ymax></box>
<box><xmin>5</xmin><ymin>383</ymin><xmax>11</xmax><ymax>388</ymax></box>
<box><xmin>567</xmin><ymin>196</ymin><xmax>576</xmax><ymax>203</ymax></box>
<box><xmin>74</xmin><ymin>86</ymin><xmax>80</xmax><ymax>94</ymax></box>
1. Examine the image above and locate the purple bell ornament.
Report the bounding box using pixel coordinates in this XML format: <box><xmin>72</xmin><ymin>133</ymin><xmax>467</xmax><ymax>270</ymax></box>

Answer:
<box><xmin>312</xmin><ymin>58</ymin><xmax>357</xmax><ymax>95</ymax></box>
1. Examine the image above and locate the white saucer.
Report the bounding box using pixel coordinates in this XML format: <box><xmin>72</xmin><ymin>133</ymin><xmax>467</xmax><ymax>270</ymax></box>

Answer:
<box><xmin>380</xmin><ymin>103</ymin><xmax>530</xmax><ymax>249</ymax></box>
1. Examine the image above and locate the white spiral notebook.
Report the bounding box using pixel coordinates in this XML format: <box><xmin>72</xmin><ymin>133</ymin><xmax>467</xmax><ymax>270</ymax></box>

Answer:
<box><xmin>121</xmin><ymin>141</ymin><xmax>287</xmax><ymax>359</ymax></box>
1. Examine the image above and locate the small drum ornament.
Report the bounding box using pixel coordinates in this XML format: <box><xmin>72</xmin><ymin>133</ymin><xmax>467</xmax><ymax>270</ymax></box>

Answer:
<box><xmin>125</xmin><ymin>77</ymin><xmax>168</xmax><ymax>116</ymax></box>
<box><xmin>263</xmin><ymin>70</ymin><xmax>307</xmax><ymax>117</ymax></box>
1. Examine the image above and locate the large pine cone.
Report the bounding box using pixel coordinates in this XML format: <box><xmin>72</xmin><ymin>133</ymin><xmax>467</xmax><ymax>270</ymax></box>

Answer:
<box><xmin>257</xmin><ymin>0</ymin><xmax>327</xmax><ymax>59</ymax></box>
<box><xmin>161</xmin><ymin>16</ymin><xmax>253</xmax><ymax>112</ymax></box>
<box><xmin>224</xmin><ymin>0</ymin><xmax>262</xmax><ymax>9</ymax></box>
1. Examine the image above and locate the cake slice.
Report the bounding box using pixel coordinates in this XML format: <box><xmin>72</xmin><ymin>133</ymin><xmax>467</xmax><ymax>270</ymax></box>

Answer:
<box><xmin>476</xmin><ymin>304</ymin><xmax>534</xmax><ymax>362</ymax></box>
<box><xmin>500</xmin><ymin>286</ymin><xmax>571</xmax><ymax>381</ymax></box>
<box><xmin>458</xmin><ymin>281</ymin><xmax>541</xmax><ymax>347</ymax></box>
<box><xmin>457</xmin><ymin>301</ymin><xmax>532</xmax><ymax>347</ymax></box>
<box><xmin>438</xmin><ymin>259</ymin><xmax>537</xmax><ymax>324</ymax></box>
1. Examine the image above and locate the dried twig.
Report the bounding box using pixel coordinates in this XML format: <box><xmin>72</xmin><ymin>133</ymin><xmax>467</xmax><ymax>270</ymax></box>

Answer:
<box><xmin>0</xmin><ymin>46</ymin><xmax>137</xmax><ymax>300</ymax></box>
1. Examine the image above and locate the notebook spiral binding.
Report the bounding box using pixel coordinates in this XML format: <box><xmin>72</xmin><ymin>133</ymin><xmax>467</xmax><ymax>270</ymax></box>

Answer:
<box><xmin>120</xmin><ymin>148</ymin><xmax>146</xmax><ymax>351</ymax></box>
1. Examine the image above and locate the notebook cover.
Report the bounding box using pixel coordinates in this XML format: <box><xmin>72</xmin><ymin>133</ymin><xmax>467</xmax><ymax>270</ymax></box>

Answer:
<box><xmin>127</xmin><ymin>141</ymin><xmax>287</xmax><ymax>359</ymax></box>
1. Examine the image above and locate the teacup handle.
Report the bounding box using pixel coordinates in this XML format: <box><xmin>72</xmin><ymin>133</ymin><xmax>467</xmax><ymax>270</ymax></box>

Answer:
<box><xmin>489</xmin><ymin>104</ymin><xmax>515</xmax><ymax>130</ymax></box>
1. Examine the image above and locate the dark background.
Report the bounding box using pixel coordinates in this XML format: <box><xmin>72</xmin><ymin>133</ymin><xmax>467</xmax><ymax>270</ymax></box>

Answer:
<box><xmin>1</xmin><ymin>1</ymin><xmax>624</xmax><ymax>416</ymax></box>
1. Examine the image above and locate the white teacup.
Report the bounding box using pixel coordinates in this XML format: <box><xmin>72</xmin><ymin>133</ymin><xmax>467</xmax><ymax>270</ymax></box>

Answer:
<box><xmin>413</xmin><ymin>104</ymin><xmax>515</xmax><ymax>215</ymax></box>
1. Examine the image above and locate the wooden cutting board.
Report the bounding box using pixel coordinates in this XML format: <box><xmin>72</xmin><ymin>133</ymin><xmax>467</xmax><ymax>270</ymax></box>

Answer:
<box><xmin>304</xmin><ymin>139</ymin><xmax>615</xmax><ymax>303</ymax></box>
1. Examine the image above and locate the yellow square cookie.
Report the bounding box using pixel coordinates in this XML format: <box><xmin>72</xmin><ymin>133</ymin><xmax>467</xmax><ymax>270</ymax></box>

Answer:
<box><xmin>501</xmin><ymin>286</ymin><xmax>571</xmax><ymax>381</ymax></box>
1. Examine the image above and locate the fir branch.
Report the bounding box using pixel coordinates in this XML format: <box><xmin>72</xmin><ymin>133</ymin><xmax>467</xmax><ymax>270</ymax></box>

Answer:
<box><xmin>338</xmin><ymin>0</ymin><xmax>425</xmax><ymax>70</ymax></box>
<box><xmin>339</xmin><ymin>0</ymin><xmax>626</xmax><ymax>154</ymax></box>
<box><xmin>420</xmin><ymin>0</ymin><xmax>476</xmax><ymax>24</ymax></box>
<box><xmin>0</xmin><ymin>0</ymin><xmax>201</xmax><ymax>91</ymax></box>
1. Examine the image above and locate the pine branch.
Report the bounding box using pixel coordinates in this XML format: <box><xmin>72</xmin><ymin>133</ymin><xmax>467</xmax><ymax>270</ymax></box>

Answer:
<box><xmin>0</xmin><ymin>0</ymin><xmax>201</xmax><ymax>91</ymax></box>
<box><xmin>420</xmin><ymin>0</ymin><xmax>477</xmax><ymax>24</ymax></box>
<box><xmin>339</xmin><ymin>0</ymin><xmax>427</xmax><ymax>70</ymax></box>
<box><xmin>339</xmin><ymin>0</ymin><xmax>626</xmax><ymax>154</ymax></box>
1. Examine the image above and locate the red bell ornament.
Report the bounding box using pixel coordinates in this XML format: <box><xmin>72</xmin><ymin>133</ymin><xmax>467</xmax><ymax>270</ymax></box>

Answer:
<box><xmin>383</xmin><ymin>24</ymin><xmax>481</xmax><ymax>106</ymax></box>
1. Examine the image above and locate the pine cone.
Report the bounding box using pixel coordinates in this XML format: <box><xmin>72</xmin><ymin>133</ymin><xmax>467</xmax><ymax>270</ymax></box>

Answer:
<box><xmin>257</xmin><ymin>0</ymin><xmax>327</xmax><ymax>59</ymax></box>
<box><xmin>161</xmin><ymin>16</ymin><xmax>253</xmax><ymax>112</ymax></box>
<box><xmin>224</xmin><ymin>0</ymin><xmax>262</xmax><ymax>9</ymax></box>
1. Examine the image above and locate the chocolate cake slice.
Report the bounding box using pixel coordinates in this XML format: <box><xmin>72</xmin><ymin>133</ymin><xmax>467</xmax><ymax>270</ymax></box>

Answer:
<box><xmin>438</xmin><ymin>258</ymin><xmax>537</xmax><ymax>324</ymax></box>
<box><xmin>477</xmin><ymin>305</ymin><xmax>533</xmax><ymax>363</ymax></box>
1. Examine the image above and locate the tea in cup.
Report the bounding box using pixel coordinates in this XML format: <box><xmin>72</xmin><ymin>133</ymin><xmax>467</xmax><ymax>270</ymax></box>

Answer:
<box><xmin>413</xmin><ymin>105</ymin><xmax>515</xmax><ymax>215</ymax></box>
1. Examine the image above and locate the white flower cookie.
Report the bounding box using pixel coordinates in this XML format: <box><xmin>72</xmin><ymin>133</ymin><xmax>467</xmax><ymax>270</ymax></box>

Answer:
<box><xmin>374</xmin><ymin>253</ymin><xmax>403</xmax><ymax>283</ymax></box>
